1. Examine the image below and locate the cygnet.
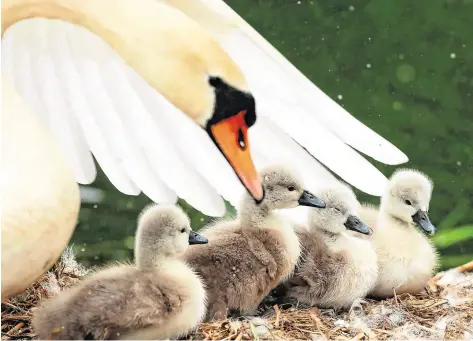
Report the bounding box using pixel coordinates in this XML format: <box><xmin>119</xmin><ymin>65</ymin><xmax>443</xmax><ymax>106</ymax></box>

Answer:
<box><xmin>33</xmin><ymin>204</ymin><xmax>208</xmax><ymax>340</ymax></box>
<box><xmin>272</xmin><ymin>183</ymin><xmax>377</xmax><ymax>310</ymax></box>
<box><xmin>360</xmin><ymin>169</ymin><xmax>439</xmax><ymax>298</ymax></box>
<box><xmin>184</xmin><ymin>164</ymin><xmax>326</xmax><ymax>321</ymax></box>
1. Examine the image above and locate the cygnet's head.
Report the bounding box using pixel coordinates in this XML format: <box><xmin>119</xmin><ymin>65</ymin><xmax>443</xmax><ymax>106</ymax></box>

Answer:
<box><xmin>135</xmin><ymin>204</ymin><xmax>208</xmax><ymax>268</ymax></box>
<box><xmin>253</xmin><ymin>165</ymin><xmax>326</xmax><ymax>210</ymax></box>
<box><xmin>309</xmin><ymin>183</ymin><xmax>372</xmax><ymax>236</ymax></box>
<box><xmin>381</xmin><ymin>169</ymin><xmax>435</xmax><ymax>235</ymax></box>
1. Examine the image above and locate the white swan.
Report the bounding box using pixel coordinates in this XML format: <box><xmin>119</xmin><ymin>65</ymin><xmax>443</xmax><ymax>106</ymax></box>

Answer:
<box><xmin>1</xmin><ymin>0</ymin><xmax>407</xmax><ymax>298</ymax></box>
<box><xmin>1</xmin><ymin>0</ymin><xmax>408</xmax><ymax>216</ymax></box>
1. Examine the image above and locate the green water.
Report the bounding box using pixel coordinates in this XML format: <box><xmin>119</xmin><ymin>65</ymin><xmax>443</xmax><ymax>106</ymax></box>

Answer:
<box><xmin>71</xmin><ymin>0</ymin><xmax>473</xmax><ymax>270</ymax></box>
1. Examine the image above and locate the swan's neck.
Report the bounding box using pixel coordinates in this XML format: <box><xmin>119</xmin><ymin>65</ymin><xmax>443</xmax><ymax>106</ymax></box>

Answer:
<box><xmin>1</xmin><ymin>0</ymin><xmax>222</xmax><ymax>124</ymax></box>
<box><xmin>239</xmin><ymin>197</ymin><xmax>271</xmax><ymax>229</ymax></box>
<box><xmin>136</xmin><ymin>251</ymin><xmax>172</xmax><ymax>270</ymax></box>
<box><xmin>319</xmin><ymin>228</ymin><xmax>339</xmax><ymax>243</ymax></box>
<box><xmin>378</xmin><ymin>205</ymin><xmax>410</xmax><ymax>230</ymax></box>
<box><xmin>2</xmin><ymin>0</ymin><xmax>105</xmax><ymax>36</ymax></box>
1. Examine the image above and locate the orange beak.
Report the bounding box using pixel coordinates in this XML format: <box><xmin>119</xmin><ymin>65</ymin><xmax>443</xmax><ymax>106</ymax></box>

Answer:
<box><xmin>210</xmin><ymin>111</ymin><xmax>263</xmax><ymax>202</ymax></box>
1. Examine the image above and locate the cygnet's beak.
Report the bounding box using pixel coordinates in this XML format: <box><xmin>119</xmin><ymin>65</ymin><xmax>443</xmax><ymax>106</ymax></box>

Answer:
<box><xmin>298</xmin><ymin>190</ymin><xmax>326</xmax><ymax>208</ymax></box>
<box><xmin>412</xmin><ymin>210</ymin><xmax>435</xmax><ymax>235</ymax></box>
<box><xmin>189</xmin><ymin>231</ymin><xmax>208</xmax><ymax>245</ymax></box>
<box><xmin>344</xmin><ymin>215</ymin><xmax>373</xmax><ymax>235</ymax></box>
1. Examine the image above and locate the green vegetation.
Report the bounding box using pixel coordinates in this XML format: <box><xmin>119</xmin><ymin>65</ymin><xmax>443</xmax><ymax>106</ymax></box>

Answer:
<box><xmin>71</xmin><ymin>0</ymin><xmax>473</xmax><ymax>269</ymax></box>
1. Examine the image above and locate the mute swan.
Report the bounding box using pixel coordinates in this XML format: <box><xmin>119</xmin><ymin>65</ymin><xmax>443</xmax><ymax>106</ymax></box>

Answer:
<box><xmin>1</xmin><ymin>0</ymin><xmax>261</xmax><ymax>300</ymax></box>
<box><xmin>184</xmin><ymin>164</ymin><xmax>325</xmax><ymax>321</ymax></box>
<box><xmin>32</xmin><ymin>204</ymin><xmax>208</xmax><ymax>340</ymax></box>
<box><xmin>2</xmin><ymin>0</ymin><xmax>408</xmax><ymax>216</ymax></box>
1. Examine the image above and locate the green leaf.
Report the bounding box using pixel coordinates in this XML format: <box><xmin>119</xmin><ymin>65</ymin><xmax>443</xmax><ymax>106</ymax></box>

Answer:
<box><xmin>439</xmin><ymin>254</ymin><xmax>473</xmax><ymax>270</ymax></box>
<box><xmin>432</xmin><ymin>225</ymin><xmax>473</xmax><ymax>249</ymax></box>
<box><xmin>437</xmin><ymin>198</ymin><xmax>471</xmax><ymax>230</ymax></box>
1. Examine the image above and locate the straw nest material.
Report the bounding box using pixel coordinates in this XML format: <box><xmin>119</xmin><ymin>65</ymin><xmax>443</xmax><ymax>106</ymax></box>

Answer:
<box><xmin>2</xmin><ymin>250</ymin><xmax>472</xmax><ymax>340</ymax></box>
<box><xmin>1</xmin><ymin>247</ymin><xmax>88</xmax><ymax>340</ymax></box>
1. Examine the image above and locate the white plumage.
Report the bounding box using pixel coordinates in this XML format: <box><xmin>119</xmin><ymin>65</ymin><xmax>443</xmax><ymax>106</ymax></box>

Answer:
<box><xmin>1</xmin><ymin>0</ymin><xmax>408</xmax><ymax>217</ymax></box>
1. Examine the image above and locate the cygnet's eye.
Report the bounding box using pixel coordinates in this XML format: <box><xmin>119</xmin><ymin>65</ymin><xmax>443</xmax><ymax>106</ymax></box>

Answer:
<box><xmin>404</xmin><ymin>199</ymin><xmax>412</xmax><ymax>206</ymax></box>
<box><xmin>334</xmin><ymin>207</ymin><xmax>342</xmax><ymax>213</ymax></box>
<box><xmin>180</xmin><ymin>228</ymin><xmax>186</xmax><ymax>233</ymax></box>
<box><xmin>287</xmin><ymin>186</ymin><xmax>296</xmax><ymax>192</ymax></box>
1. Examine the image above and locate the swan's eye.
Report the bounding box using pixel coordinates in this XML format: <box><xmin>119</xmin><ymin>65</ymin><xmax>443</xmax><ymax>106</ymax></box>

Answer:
<box><xmin>287</xmin><ymin>186</ymin><xmax>296</xmax><ymax>192</ymax></box>
<box><xmin>334</xmin><ymin>207</ymin><xmax>342</xmax><ymax>213</ymax></box>
<box><xmin>404</xmin><ymin>200</ymin><xmax>412</xmax><ymax>206</ymax></box>
<box><xmin>208</xmin><ymin>76</ymin><xmax>223</xmax><ymax>88</ymax></box>
<box><xmin>180</xmin><ymin>228</ymin><xmax>186</xmax><ymax>233</ymax></box>
<box><xmin>237</xmin><ymin>129</ymin><xmax>246</xmax><ymax>150</ymax></box>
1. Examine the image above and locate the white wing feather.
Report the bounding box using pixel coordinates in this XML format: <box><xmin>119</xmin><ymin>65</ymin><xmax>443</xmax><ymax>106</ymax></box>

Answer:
<box><xmin>168</xmin><ymin>0</ymin><xmax>408</xmax><ymax>196</ymax></box>
<box><xmin>36</xmin><ymin>22</ymin><xmax>97</xmax><ymax>185</ymax></box>
<box><xmin>2</xmin><ymin>2</ymin><xmax>409</xmax><ymax>216</ymax></box>
<box><xmin>218</xmin><ymin>33</ymin><xmax>390</xmax><ymax>195</ymax></box>
<box><xmin>2</xmin><ymin>18</ymin><xmax>229</xmax><ymax>216</ymax></box>
<box><xmin>125</xmin><ymin>71</ymin><xmax>242</xmax><ymax>209</ymax></box>
<box><xmin>196</xmin><ymin>0</ymin><xmax>408</xmax><ymax>165</ymax></box>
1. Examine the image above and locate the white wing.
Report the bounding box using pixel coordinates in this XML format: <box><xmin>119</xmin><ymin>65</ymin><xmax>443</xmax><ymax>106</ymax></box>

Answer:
<box><xmin>2</xmin><ymin>18</ymin><xmax>229</xmax><ymax>216</ymax></box>
<box><xmin>2</xmin><ymin>2</ymin><xmax>408</xmax><ymax>217</ymax></box>
<box><xmin>164</xmin><ymin>0</ymin><xmax>409</xmax><ymax>196</ymax></box>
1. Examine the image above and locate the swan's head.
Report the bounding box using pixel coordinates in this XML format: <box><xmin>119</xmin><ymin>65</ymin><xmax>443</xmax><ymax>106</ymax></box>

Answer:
<box><xmin>309</xmin><ymin>183</ymin><xmax>372</xmax><ymax>235</ymax></box>
<box><xmin>135</xmin><ymin>204</ymin><xmax>207</xmax><ymax>268</ymax></box>
<box><xmin>381</xmin><ymin>169</ymin><xmax>435</xmax><ymax>235</ymax></box>
<box><xmin>154</xmin><ymin>7</ymin><xmax>264</xmax><ymax>203</ymax></box>
<box><xmin>246</xmin><ymin>165</ymin><xmax>326</xmax><ymax>211</ymax></box>
<box><xmin>203</xmin><ymin>75</ymin><xmax>263</xmax><ymax>202</ymax></box>
<box><xmin>0</xmin><ymin>0</ymin><xmax>264</xmax><ymax>203</ymax></box>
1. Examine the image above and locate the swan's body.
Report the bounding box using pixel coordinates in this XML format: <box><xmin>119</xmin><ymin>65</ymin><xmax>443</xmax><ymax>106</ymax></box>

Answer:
<box><xmin>361</xmin><ymin>169</ymin><xmax>439</xmax><ymax>298</ymax></box>
<box><xmin>1</xmin><ymin>79</ymin><xmax>80</xmax><ymax>300</ymax></box>
<box><xmin>184</xmin><ymin>165</ymin><xmax>325</xmax><ymax>321</ymax></box>
<box><xmin>32</xmin><ymin>205</ymin><xmax>208</xmax><ymax>340</ymax></box>
<box><xmin>1</xmin><ymin>0</ymin><xmax>261</xmax><ymax>299</ymax></box>
<box><xmin>1</xmin><ymin>0</ymin><xmax>408</xmax><ymax>298</ymax></box>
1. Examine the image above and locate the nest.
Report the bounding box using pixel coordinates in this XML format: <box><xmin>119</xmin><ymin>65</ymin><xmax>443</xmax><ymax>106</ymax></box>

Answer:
<box><xmin>2</xmin><ymin>253</ymin><xmax>472</xmax><ymax>340</ymax></box>
<box><xmin>190</xmin><ymin>263</ymin><xmax>473</xmax><ymax>340</ymax></box>
<box><xmin>1</xmin><ymin>248</ymin><xmax>88</xmax><ymax>340</ymax></box>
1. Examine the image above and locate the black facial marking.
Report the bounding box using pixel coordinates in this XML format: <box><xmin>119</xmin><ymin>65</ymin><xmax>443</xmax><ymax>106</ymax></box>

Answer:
<box><xmin>206</xmin><ymin>76</ymin><xmax>256</xmax><ymax>129</ymax></box>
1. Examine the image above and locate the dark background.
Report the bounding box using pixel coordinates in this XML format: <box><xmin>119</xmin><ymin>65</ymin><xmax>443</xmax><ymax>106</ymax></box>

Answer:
<box><xmin>71</xmin><ymin>0</ymin><xmax>473</xmax><ymax>269</ymax></box>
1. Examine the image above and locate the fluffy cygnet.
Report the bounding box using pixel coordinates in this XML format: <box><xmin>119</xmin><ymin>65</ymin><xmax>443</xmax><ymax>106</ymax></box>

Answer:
<box><xmin>184</xmin><ymin>165</ymin><xmax>326</xmax><ymax>321</ymax></box>
<box><xmin>32</xmin><ymin>204</ymin><xmax>208</xmax><ymax>340</ymax></box>
<box><xmin>361</xmin><ymin>169</ymin><xmax>439</xmax><ymax>298</ymax></box>
<box><xmin>273</xmin><ymin>183</ymin><xmax>378</xmax><ymax>310</ymax></box>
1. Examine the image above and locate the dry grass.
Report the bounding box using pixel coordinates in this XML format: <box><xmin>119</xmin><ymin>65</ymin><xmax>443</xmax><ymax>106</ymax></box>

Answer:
<box><xmin>1</xmin><ymin>247</ymin><xmax>88</xmax><ymax>340</ymax></box>
<box><xmin>189</xmin><ymin>262</ymin><xmax>473</xmax><ymax>340</ymax></box>
<box><xmin>2</xmin><ymin>253</ymin><xmax>472</xmax><ymax>340</ymax></box>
